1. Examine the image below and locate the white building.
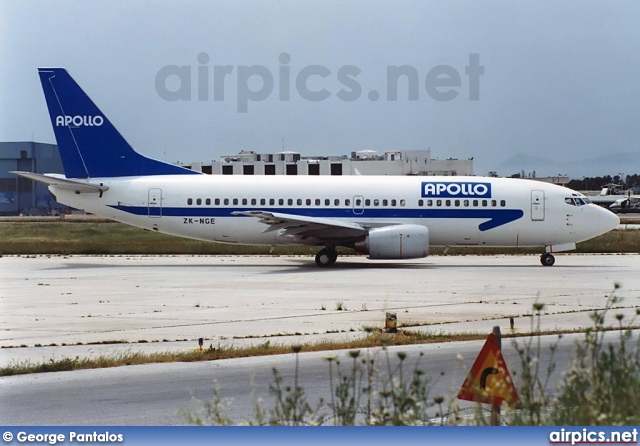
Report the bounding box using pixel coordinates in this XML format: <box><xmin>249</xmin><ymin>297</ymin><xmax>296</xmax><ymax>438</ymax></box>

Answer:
<box><xmin>180</xmin><ymin>149</ymin><xmax>473</xmax><ymax>176</ymax></box>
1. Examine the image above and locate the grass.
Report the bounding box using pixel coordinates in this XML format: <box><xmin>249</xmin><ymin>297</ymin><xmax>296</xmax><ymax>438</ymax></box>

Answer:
<box><xmin>0</xmin><ymin>330</ymin><xmax>474</xmax><ymax>377</ymax></box>
<box><xmin>0</xmin><ymin>221</ymin><xmax>297</xmax><ymax>256</ymax></box>
<box><xmin>0</xmin><ymin>219</ymin><xmax>638</xmax><ymax>255</ymax></box>
<box><xmin>2</xmin><ymin>324</ymin><xmax>638</xmax><ymax>377</ymax></box>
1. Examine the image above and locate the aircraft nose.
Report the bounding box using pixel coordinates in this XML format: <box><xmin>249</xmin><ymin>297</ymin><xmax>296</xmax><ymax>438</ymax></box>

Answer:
<box><xmin>596</xmin><ymin>206</ymin><xmax>620</xmax><ymax>234</ymax></box>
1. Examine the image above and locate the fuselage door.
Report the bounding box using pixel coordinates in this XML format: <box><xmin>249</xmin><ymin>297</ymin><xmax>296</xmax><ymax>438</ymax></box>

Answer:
<box><xmin>353</xmin><ymin>195</ymin><xmax>364</xmax><ymax>215</ymax></box>
<box><xmin>531</xmin><ymin>190</ymin><xmax>545</xmax><ymax>221</ymax></box>
<box><xmin>148</xmin><ymin>188</ymin><xmax>162</xmax><ymax>218</ymax></box>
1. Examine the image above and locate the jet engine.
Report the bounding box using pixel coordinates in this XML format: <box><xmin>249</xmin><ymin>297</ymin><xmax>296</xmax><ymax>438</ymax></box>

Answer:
<box><xmin>354</xmin><ymin>224</ymin><xmax>429</xmax><ymax>259</ymax></box>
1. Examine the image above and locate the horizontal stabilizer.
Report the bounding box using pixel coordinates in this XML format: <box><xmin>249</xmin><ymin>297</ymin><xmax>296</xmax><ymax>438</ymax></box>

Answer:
<box><xmin>11</xmin><ymin>171</ymin><xmax>109</xmax><ymax>194</ymax></box>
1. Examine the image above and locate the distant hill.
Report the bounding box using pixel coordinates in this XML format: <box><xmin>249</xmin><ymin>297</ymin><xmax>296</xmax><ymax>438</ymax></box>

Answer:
<box><xmin>495</xmin><ymin>152</ymin><xmax>638</xmax><ymax>178</ymax></box>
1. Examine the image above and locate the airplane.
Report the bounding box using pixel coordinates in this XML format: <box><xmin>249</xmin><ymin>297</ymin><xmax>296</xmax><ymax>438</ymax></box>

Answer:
<box><xmin>587</xmin><ymin>183</ymin><xmax>635</xmax><ymax>208</ymax></box>
<box><xmin>12</xmin><ymin>68</ymin><xmax>620</xmax><ymax>267</ymax></box>
<box><xmin>610</xmin><ymin>196</ymin><xmax>640</xmax><ymax>214</ymax></box>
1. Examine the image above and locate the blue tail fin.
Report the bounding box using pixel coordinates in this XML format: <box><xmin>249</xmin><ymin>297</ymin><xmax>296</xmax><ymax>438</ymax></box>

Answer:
<box><xmin>38</xmin><ymin>68</ymin><xmax>199</xmax><ymax>178</ymax></box>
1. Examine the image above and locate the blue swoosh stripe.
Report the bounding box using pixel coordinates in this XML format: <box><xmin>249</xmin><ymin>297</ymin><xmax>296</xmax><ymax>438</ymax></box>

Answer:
<box><xmin>109</xmin><ymin>206</ymin><xmax>524</xmax><ymax>231</ymax></box>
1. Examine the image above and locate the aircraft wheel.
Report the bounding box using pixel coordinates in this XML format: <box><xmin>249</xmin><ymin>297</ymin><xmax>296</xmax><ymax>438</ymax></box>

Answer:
<box><xmin>540</xmin><ymin>253</ymin><xmax>555</xmax><ymax>267</ymax></box>
<box><xmin>315</xmin><ymin>248</ymin><xmax>338</xmax><ymax>267</ymax></box>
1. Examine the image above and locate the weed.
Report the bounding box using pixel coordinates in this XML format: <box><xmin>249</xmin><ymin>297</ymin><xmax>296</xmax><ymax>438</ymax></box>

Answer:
<box><xmin>549</xmin><ymin>286</ymin><xmax>640</xmax><ymax>425</ymax></box>
<box><xmin>183</xmin><ymin>284</ymin><xmax>640</xmax><ymax>426</ymax></box>
<box><xmin>503</xmin><ymin>285</ymin><xmax>640</xmax><ymax>425</ymax></box>
<box><xmin>182</xmin><ymin>381</ymin><xmax>235</xmax><ymax>426</ymax></box>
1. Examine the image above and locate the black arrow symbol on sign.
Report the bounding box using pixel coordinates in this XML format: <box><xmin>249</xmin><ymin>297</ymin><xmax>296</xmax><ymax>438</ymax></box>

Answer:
<box><xmin>480</xmin><ymin>367</ymin><xmax>499</xmax><ymax>389</ymax></box>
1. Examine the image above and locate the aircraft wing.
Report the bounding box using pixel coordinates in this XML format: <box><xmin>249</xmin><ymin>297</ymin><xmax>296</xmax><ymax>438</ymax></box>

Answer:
<box><xmin>231</xmin><ymin>210</ymin><xmax>367</xmax><ymax>242</ymax></box>
<box><xmin>11</xmin><ymin>171</ymin><xmax>109</xmax><ymax>194</ymax></box>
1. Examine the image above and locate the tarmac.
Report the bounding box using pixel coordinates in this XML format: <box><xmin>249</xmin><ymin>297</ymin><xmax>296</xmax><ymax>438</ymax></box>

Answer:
<box><xmin>1</xmin><ymin>253</ymin><xmax>639</xmax><ymax>367</ymax></box>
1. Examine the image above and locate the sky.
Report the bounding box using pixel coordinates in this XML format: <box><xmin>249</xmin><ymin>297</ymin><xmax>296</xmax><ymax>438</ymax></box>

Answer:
<box><xmin>1</xmin><ymin>0</ymin><xmax>639</xmax><ymax>178</ymax></box>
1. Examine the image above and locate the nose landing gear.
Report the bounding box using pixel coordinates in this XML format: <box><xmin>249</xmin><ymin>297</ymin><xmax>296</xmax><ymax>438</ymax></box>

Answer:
<box><xmin>540</xmin><ymin>253</ymin><xmax>555</xmax><ymax>267</ymax></box>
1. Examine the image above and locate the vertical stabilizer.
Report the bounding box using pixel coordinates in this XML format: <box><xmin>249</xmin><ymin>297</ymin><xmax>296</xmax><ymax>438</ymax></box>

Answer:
<box><xmin>38</xmin><ymin>68</ymin><xmax>199</xmax><ymax>178</ymax></box>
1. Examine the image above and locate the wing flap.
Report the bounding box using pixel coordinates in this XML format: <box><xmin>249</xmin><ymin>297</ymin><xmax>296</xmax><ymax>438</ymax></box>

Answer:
<box><xmin>232</xmin><ymin>211</ymin><xmax>367</xmax><ymax>241</ymax></box>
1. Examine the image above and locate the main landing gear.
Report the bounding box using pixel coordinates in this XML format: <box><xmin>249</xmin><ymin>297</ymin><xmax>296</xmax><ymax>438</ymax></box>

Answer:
<box><xmin>540</xmin><ymin>253</ymin><xmax>555</xmax><ymax>267</ymax></box>
<box><xmin>315</xmin><ymin>248</ymin><xmax>338</xmax><ymax>267</ymax></box>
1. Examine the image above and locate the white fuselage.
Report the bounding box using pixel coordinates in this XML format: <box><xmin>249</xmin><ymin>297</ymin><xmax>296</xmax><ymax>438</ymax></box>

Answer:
<box><xmin>49</xmin><ymin>175</ymin><xmax>619</xmax><ymax>250</ymax></box>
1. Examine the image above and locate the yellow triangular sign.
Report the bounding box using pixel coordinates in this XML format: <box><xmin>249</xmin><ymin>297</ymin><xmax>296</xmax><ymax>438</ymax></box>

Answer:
<box><xmin>457</xmin><ymin>333</ymin><xmax>519</xmax><ymax>407</ymax></box>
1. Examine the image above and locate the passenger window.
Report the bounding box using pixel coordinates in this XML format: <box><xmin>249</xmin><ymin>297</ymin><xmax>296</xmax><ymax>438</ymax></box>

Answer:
<box><xmin>260</xmin><ymin>198</ymin><xmax>266</xmax><ymax>205</ymax></box>
<box><xmin>334</xmin><ymin>199</ymin><xmax>340</xmax><ymax>206</ymax></box>
<box><xmin>279</xmin><ymin>199</ymin><xmax>284</xmax><ymax>205</ymax></box>
<box><xmin>224</xmin><ymin>198</ymin><xmax>229</xmax><ymax>205</ymax></box>
<box><xmin>400</xmin><ymin>199</ymin><xmax>406</xmax><ymax>206</ymax></box>
<box><xmin>325</xmin><ymin>199</ymin><xmax>330</xmax><ymax>206</ymax></box>
<box><xmin>196</xmin><ymin>198</ymin><xmax>202</xmax><ymax>205</ymax></box>
<box><xmin>427</xmin><ymin>199</ymin><xmax>433</xmax><ymax>206</ymax></box>
<box><xmin>242</xmin><ymin>198</ymin><xmax>248</xmax><ymax>205</ymax></box>
<box><xmin>418</xmin><ymin>199</ymin><xmax>423</xmax><ymax>206</ymax></box>
<box><xmin>205</xmin><ymin>198</ymin><xmax>211</xmax><ymax>205</ymax></box>
<box><xmin>365</xmin><ymin>199</ymin><xmax>371</xmax><ymax>206</ymax></box>
<box><xmin>315</xmin><ymin>199</ymin><xmax>321</xmax><ymax>206</ymax></box>
<box><xmin>187</xmin><ymin>198</ymin><xmax>193</xmax><ymax>205</ymax></box>
<box><xmin>445</xmin><ymin>200</ymin><xmax>451</xmax><ymax>207</ymax></box>
<box><xmin>269</xmin><ymin>198</ymin><xmax>275</xmax><ymax>205</ymax></box>
<box><xmin>436</xmin><ymin>199</ymin><xmax>442</xmax><ymax>206</ymax></box>
<box><xmin>500</xmin><ymin>200</ymin><xmax>506</xmax><ymax>207</ymax></box>
<box><xmin>306</xmin><ymin>199</ymin><xmax>311</xmax><ymax>206</ymax></box>
<box><xmin>473</xmin><ymin>200</ymin><xmax>478</xmax><ymax>207</ymax></box>
<box><xmin>482</xmin><ymin>200</ymin><xmax>488</xmax><ymax>207</ymax></box>
<box><xmin>374</xmin><ymin>199</ymin><xmax>379</xmax><ymax>206</ymax></box>
<box><xmin>233</xmin><ymin>198</ymin><xmax>238</xmax><ymax>205</ymax></box>
<box><xmin>215</xmin><ymin>198</ymin><xmax>220</xmax><ymax>205</ymax></box>
<box><xmin>454</xmin><ymin>200</ymin><xmax>460</xmax><ymax>207</ymax></box>
<box><xmin>345</xmin><ymin>199</ymin><xmax>351</xmax><ymax>206</ymax></box>
<box><xmin>297</xmin><ymin>199</ymin><xmax>303</xmax><ymax>206</ymax></box>
<box><xmin>355</xmin><ymin>199</ymin><xmax>361</xmax><ymax>206</ymax></box>
<box><xmin>391</xmin><ymin>199</ymin><xmax>397</xmax><ymax>206</ymax></box>
<box><xmin>463</xmin><ymin>200</ymin><xmax>469</xmax><ymax>207</ymax></box>
<box><xmin>288</xmin><ymin>199</ymin><xmax>293</xmax><ymax>205</ymax></box>
<box><xmin>383</xmin><ymin>199</ymin><xmax>389</xmax><ymax>206</ymax></box>
<box><xmin>491</xmin><ymin>200</ymin><xmax>497</xmax><ymax>207</ymax></box>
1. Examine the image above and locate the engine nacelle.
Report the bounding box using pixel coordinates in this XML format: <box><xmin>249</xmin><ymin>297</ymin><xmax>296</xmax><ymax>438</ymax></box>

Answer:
<box><xmin>355</xmin><ymin>224</ymin><xmax>429</xmax><ymax>259</ymax></box>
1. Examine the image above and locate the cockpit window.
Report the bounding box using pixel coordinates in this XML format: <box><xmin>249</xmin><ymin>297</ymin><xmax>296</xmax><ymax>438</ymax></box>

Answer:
<box><xmin>565</xmin><ymin>197</ymin><xmax>588</xmax><ymax>206</ymax></box>
<box><xmin>582</xmin><ymin>197</ymin><xmax>591</xmax><ymax>204</ymax></box>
